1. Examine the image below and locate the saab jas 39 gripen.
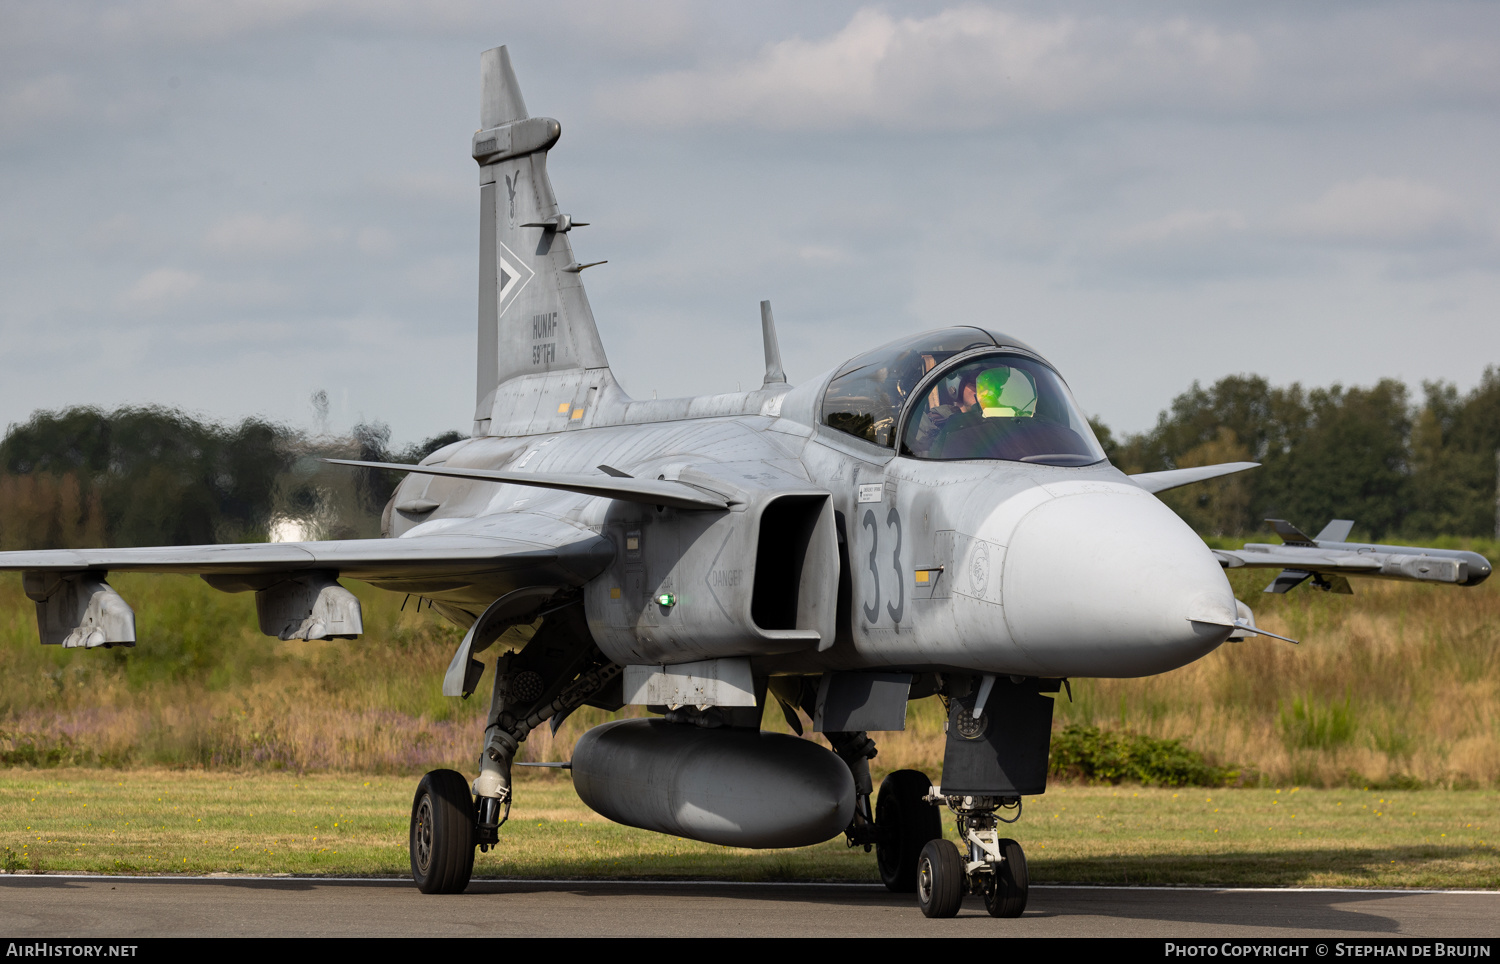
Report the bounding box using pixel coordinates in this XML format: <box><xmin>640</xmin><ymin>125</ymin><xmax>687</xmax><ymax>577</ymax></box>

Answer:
<box><xmin>2</xmin><ymin>48</ymin><xmax>1490</xmax><ymax>919</ymax></box>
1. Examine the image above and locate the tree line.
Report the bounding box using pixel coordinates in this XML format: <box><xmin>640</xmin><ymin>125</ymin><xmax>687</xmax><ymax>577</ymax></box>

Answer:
<box><xmin>0</xmin><ymin>406</ymin><xmax>462</xmax><ymax>550</ymax></box>
<box><xmin>1097</xmin><ymin>367</ymin><xmax>1500</xmax><ymax>540</ymax></box>
<box><xmin>1</xmin><ymin>366</ymin><xmax>1497</xmax><ymax>551</ymax></box>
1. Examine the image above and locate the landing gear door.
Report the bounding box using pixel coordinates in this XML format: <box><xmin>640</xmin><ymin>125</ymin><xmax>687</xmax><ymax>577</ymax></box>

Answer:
<box><xmin>941</xmin><ymin>677</ymin><xmax>1057</xmax><ymax>796</ymax></box>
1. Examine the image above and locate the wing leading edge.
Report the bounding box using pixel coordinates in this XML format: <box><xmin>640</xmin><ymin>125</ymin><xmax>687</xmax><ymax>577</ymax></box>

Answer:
<box><xmin>1128</xmin><ymin>461</ymin><xmax>1260</xmax><ymax>494</ymax></box>
<box><xmin>323</xmin><ymin>458</ymin><xmax>733</xmax><ymax>511</ymax></box>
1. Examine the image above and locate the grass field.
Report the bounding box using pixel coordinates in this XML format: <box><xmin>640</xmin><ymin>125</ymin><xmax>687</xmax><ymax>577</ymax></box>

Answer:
<box><xmin>2</xmin><ymin>535</ymin><xmax>1500</xmax><ymax>888</ymax></box>
<box><xmin>0</xmin><ymin>521</ymin><xmax>1494</xmax><ymax>911</ymax></box>
<box><xmin>5</xmin><ymin>768</ymin><xmax>1499</xmax><ymax>888</ymax></box>
<box><xmin>2</xmin><ymin>537</ymin><xmax>1499</xmax><ymax>788</ymax></box>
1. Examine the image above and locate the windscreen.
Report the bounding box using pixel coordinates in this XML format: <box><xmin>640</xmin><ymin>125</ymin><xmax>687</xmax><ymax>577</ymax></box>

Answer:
<box><xmin>900</xmin><ymin>353</ymin><xmax>1106</xmax><ymax>466</ymax></box>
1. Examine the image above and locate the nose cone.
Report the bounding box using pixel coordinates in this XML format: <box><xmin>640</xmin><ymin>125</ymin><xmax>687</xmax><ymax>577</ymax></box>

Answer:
<box><xmin>997</xmin><ymin>483</ymin><xmax>1236</xmax><ymax>677</ymax></box>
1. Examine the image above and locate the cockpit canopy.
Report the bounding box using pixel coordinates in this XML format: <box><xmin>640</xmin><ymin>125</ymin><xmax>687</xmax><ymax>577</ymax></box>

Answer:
<box><xmin>820</xmin><ymin>327</ymin><xmax>1107</xmax><ymax>467</ymax></box>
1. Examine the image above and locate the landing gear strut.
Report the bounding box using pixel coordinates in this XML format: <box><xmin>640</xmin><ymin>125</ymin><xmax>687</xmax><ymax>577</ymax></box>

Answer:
<box><xmin>917</xmin><ymin>790</ymin><xmax>1029</xmax><ymax>918</ymax></box>
<box><xmin>903</xmin><ymin>673</ymin><xmax>1052</xmax><ymax>916</ymax></box>
<box><xmin>409</xmin><ymin>600</ymin><xmax>622</xmax><ymax>894</ymax></box>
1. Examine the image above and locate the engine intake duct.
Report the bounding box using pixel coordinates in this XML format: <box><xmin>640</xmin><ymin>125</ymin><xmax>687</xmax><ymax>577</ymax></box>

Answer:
<box><xmin>586</xmin><ymin>485</ymin><xmax>837</xmax><ymax>665</ymax></box>
<box><xmin>752</xmin><ymin>494</ymin><xmax>834</xmax><ymax>633</ymax></box>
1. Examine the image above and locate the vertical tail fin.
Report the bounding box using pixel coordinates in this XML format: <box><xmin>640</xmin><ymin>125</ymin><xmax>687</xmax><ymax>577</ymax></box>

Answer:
<box><xmin>473</xmin><ymin>46</ymin><xmax>611</xmax><ymax>433</ymax></box>
<box><xmin>760</xmin><ymin>300</ymin><xmax>786</xmax><ymax>388</ymax></box>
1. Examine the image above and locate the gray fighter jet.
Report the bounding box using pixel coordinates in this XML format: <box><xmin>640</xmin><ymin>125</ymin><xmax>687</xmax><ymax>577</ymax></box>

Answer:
<box><xmin>2</xmin><ymin>47</ymin><xmax>1491</xmax><ymax>919</ymax></box>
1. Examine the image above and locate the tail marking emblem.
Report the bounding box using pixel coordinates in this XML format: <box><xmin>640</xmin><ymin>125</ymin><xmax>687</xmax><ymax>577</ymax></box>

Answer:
<box><xmin>496</xmin><ymin>240</ymin><xmax>535</xmax><ymax>319</ymax></box>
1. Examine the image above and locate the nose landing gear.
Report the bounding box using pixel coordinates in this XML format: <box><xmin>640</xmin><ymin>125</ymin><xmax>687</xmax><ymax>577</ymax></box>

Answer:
<box><xmin>873</xmin><ymin>769</ymin><xmax>1032</xmax><ymax>918</ymax></box>
<box><xmin>899</xmin><ymin>673</ymin><xmax>1053</xmax><ymax>916</ymax></box>
<box><xmin>916</xmin><ymin>790</ymin><xmax>1030</xmax><ymax>919</ymax></box>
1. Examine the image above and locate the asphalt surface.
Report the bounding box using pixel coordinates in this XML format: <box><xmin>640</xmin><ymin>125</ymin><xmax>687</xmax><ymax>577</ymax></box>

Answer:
<box><xmin>2</xmin><ymin>876</ymin><xmax>1499</xmax><ymax>938</ymax></box>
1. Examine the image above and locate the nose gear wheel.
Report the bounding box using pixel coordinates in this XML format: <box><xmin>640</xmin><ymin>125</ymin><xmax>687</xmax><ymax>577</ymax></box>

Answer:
<box><xmin>983</xmin><ymin>837</ymin><xmax>1029</xmax><ymax>917</ymax></box>
<box><xmin>917</xmin><ymin>838</ymin><xmax>965</xmax><ymax>918</ymax></box>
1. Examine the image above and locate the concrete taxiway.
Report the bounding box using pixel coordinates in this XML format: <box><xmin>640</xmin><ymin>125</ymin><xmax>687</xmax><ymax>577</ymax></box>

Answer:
<box><xmin>2</xmin><ymin>876</ymin><xmax>1498</xmax><ymax>938</ymax></box>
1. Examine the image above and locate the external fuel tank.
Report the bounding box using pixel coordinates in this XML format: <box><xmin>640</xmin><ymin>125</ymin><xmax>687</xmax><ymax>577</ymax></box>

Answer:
<box><xmin>570</xmin><ymin>719</ymin><xmax>855</xmax><ymax>849</ymax></box>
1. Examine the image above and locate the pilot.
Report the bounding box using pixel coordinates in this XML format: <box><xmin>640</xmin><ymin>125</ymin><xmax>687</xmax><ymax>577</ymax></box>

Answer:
<box><xmin>930</xmin><ymin>364</ymin><xmax>1038</xmax><ymax>458</ymax></box>
<box><xmin>975</xmin><ymin>366</ymin><xmax>1037</xmax><ymax>419</ymax></box>
<box><xmin>908</xmin><ymin>371</ymin><xmax>979</xmax><ymax>455</ymax></box>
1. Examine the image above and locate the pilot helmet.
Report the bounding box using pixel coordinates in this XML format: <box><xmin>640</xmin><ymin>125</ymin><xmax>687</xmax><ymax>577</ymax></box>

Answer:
<box><xmin>975</xmin><ymin>366</ymin><xmax>1037</xmax><ymax>418</ymax></box>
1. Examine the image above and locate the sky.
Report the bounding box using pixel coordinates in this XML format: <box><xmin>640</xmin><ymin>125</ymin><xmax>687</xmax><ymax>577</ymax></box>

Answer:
<box><xmin>3</xmin><ymin>1</ymin><xmax>1498</xmax><ymax>445</ymax></box>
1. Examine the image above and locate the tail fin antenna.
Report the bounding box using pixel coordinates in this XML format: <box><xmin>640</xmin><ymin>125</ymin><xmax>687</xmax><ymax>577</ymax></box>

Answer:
<box><xmin>480</xmin><ymin>47</ymin><xmax>528</xmax><ymax>128</ymax></box>
<box><xmin>760</xmin><ymin>300</ymin><xmax>786</xmax><ymax>387</ymax></box>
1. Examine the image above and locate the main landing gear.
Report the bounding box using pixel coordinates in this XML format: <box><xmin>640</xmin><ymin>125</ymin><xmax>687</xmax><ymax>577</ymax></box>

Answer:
<box><xmin>409</xmin><ymin>769</ymin><xmax>478</xmax><ymax>895</ymax></box>
<box><xmin>915</xmin><ymin>792</ymin><xmax>1029</xmax><ymax>919</ymax></box>
<box><xmin>873</xmin><ymin>769</ymin><xmax>943</xmax><ymax>891</ymax></box>
<box><xmin>408</xmin><ymin>600</ymin><xmax>622</xmax><ymax>895</ymax></box>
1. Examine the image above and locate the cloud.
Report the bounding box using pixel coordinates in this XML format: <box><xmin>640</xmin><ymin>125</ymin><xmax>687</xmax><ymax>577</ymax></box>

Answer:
<box><xmin>66</xmin><ymin>1</ymin><xmax>442</xmax><ymax>48</ymax></box>
<box><xmin>114</xmin><ymin>267</ymin><xmax>299</xmax><ymax>316</ymax></box>
<box><xmin>604</xmin><ymin>6</ymin><xmax>1263</xmax><ymax>130</ymax></box>
<box><xmin>0</xmin><ymin>74</ymin><xmax>81</xmax><ymax>139</ymax></box>
<box><xmin>1087</xmin><ymin>207</ymin><xmax>1296</xmax><ymax>285</ymax></box>
<box><xmin>204</xmin><ymin>213</ymin><xmax>346</xmax><ymax>259</ymax></box>
<box><xmin>796</xmin><ymin>244</ymin><xmax>851</xmax><ymax>265</ymax></box>
<box><xmin>1279</xmin><ymin>177</ymin><xmax>1478</xmax><ymax>245</ymax></box>
<box><xmin>599</xmin><ymin>4</ymin><xmax>1500</xmax><ymax>132</ymax></box>
<box><xmin>1115</xmin><ymin>209</ymin><xmax>1247</xmax><ymax>247</ymax></box>
<box><xmin>116</xmin><ymin>268</ymin><xmax>204</xmax><ymax>312</ymax></box>
<box><xmin>356</xmin><ymin>227</ymin><xmax>398</xmax><ymax>257</ymax></box>
<box><xmin>364</xmin><ymin>173</ymin><xmax>469</xmax><ymax>208</ymax></box>
<box><xmin>85</xmin><ymin>215</ymin><xmax>140</xmax><ymax>252</ymax></box>
<box><xmin>404</xmin><ymin>255</ymin><xmax>467</xmax><ymax>295</ymax></box>
<box><xmin>2</xmin><ymin>1</ymin><xmax>699</xmax><ymax>57</ymax></box>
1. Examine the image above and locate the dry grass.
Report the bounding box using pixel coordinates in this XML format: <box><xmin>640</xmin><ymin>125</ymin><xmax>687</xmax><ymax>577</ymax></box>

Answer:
<box><xmin>1053</xmin><ymin>548</ymin><xmax>1500</xmax><ymax>788</ymax></box>
<box><xmin>1</xmin><ymin>538</ymin><xmax>1498</xmax><ymax>789</ymax></box>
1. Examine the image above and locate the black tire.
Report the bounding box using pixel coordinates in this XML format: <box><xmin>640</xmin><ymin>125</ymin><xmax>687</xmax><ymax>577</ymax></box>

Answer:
<box><xmin>983</xmin><ymin>837</ymin><xmax>1029</xmax><ymax>918</ymax></box>
<box><xmin>875</xmin><ymin>769</ymin><xmax>943</xmax><ymax>892</ymax></box>
<box><xmin>410</xmin><ymin>769</ymin><xmax>477</xmax><ymax>894</ymax></box>
<box><xmin>917</xmin><ymin>838</ymin><xmax>965</xmax><ymax>918</ymax></box>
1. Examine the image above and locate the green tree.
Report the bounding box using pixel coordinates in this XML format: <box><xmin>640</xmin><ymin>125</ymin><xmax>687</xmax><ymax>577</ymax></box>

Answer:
<box><xmin>1406</xmin><ymin>370</ymin><xmax>1500</xmax><ymax>536</ymax></box>
<box><xmin>0</xmin><ymin>407</ymin><xmax>464</xmax><ymax>550</ymax></box>
<box><xmin>1106</xmin><ymin>375</ymin><xmax>1424</xmax><ymax>539</ymax></box>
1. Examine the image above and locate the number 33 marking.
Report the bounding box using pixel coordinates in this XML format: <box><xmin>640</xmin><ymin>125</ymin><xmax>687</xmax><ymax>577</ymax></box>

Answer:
<box><xmin>861</xmin><ymin>507</ymin><xmax>904</xmax><ymax>625</ymax></box>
